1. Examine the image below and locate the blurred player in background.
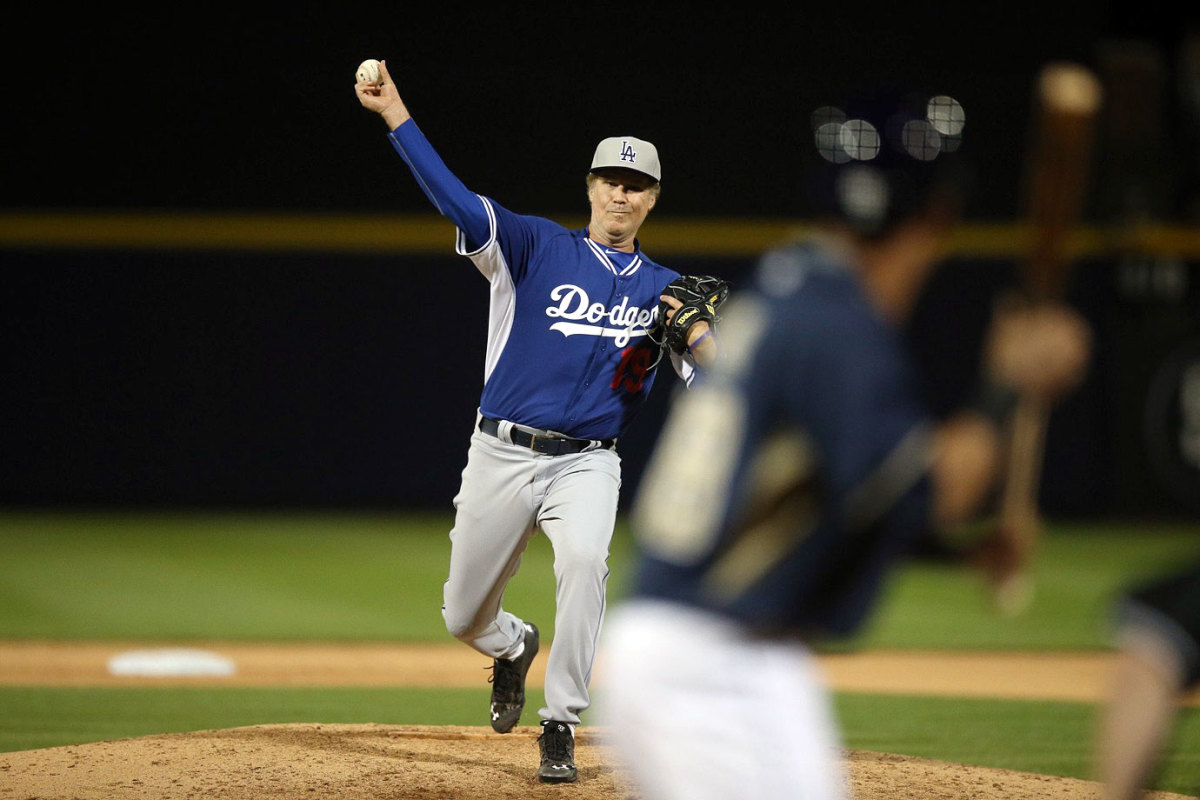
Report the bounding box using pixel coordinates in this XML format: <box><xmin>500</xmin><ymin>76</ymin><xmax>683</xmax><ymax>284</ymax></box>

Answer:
<box><xmin>599</xmin><ymin>88</ymin><xmax>1093</xmax><ymax>799</ymax></box>
<box><xmin>1097</xmin><ymin>559</ymin><xmax>1200</xmax><ymax>799</ymax></box>
<box><xmin>355</xmin><ymin>60</ymin><xmax>718</xmax><ymax>784</ymax></box>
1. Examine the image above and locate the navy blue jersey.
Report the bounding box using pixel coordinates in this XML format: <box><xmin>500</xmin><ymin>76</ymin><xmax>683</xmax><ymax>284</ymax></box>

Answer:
<box><xmin>388</xmin><ymin>121</ymin><xmax>693</xmax><ymax>441</ymax></box>
<box><xmin>631</xmin><ymin>240</ymin><xmax>934</xmax><ymax>638</ymax></box>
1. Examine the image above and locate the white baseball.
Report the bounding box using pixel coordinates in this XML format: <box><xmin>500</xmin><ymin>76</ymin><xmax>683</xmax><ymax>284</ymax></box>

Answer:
<box><xmin>356</xmin><ymin>59</ymin><xmax>381</xmax><ymax>85</ymax></box>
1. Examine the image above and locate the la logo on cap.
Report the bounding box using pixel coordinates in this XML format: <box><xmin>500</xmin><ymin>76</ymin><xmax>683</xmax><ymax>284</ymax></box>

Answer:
<box><xmin>590</xmin><ymin>135</ymin><xmax>661</xmax><ymax>181</ymax></box>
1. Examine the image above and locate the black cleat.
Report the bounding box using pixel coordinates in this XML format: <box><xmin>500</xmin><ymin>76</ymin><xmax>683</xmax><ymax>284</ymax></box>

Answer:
<box><xmin>537</xmin><ymin>720</ymin><xmax>577</xmax><ymax>784</ymax></box>
<box><xmin>489</xmin><ymin>622</ymin><xmax>539</xmax><ymax>733</ymax></box>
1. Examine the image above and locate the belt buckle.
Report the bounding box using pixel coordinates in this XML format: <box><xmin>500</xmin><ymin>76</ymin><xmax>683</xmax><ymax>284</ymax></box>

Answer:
<box><xmin>527</xmin><ymin>433</ymin><xmax>547</xmax><ymax>453</ymax></box>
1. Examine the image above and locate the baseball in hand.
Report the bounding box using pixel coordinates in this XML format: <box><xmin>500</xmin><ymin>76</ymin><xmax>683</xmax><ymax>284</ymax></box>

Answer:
<box><xmin>356</xmin><ymin>59</ymin><xmax>382</xmax><ymax>85</ymax></box>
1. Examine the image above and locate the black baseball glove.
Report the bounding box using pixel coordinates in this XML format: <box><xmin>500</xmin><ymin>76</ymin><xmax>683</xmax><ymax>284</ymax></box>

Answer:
<box><xmin>651</xmin><ymin>274</ymin><xmax>731</xmax><ymax>356</ymax></box>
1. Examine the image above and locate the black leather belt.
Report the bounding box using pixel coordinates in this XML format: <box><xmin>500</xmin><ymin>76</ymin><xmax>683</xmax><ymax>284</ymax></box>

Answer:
<box><xmin>478</xmin><ymin>417</ymin><xmax>615</xmax><ymax>455</ymax></box>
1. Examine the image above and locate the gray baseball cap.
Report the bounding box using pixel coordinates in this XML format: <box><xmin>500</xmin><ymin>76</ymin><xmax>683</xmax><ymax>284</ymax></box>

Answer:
<box><xmin>589</xmin><ymin>136</ymin><xmax>661</xmax><ymax>182</ymax></box>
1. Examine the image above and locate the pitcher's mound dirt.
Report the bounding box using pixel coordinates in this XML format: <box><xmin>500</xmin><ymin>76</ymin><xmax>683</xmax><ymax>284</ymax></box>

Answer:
<box><xmin>0</xmin><ymin>723</ymin><xmax>1193</xmax><ymax>800</ymax></box>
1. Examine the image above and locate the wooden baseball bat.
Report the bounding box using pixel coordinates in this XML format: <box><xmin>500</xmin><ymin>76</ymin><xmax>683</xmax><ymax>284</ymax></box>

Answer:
<box><xmin>992</xmin><ymin>62</ymin><xmax>1102</xmax><ymax>616</ymax></box>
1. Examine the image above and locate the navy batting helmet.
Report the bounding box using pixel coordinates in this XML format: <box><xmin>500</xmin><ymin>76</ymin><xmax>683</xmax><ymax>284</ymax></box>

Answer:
<box><xmin>805</xmin><ymin>87</ymin><xmax>971</xmax><ymax>238</ymax></box>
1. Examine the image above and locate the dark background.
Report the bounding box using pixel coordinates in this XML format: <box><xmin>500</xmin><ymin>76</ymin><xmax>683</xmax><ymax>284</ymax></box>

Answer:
<box><xmin>3</xmin><ymin>4</ymin><xmax>1200</xmax><ymax>517</ymax></box>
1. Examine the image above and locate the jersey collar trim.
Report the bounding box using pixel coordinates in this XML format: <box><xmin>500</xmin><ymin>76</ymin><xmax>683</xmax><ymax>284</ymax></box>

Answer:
<box><xmin>585</xmin><ymin>236</ymin><xmax>642</xmax><ymax>276</ymax></box>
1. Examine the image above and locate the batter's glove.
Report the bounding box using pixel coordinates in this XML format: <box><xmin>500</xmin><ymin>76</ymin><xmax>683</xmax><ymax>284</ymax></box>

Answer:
<box><xmin>652</xmin><ymin>274</ymin><xmax>731</xmax><ymax>355</ymax></box>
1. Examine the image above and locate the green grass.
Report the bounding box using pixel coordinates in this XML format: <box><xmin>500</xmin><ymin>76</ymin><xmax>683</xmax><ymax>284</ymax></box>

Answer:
<box><xmin>2</xmin><ymin>511</ymin><xmax>1196</xmax><ymax>648</ymax></box>
<box><xmin>0</xmin><ymin>511</ymin><xmax>459</xmax><ymax>641</ymax></box>
<box><xmin>836</xmin><ymin>693</ymin><xmax>1199</xmax><ymax>795</ymax></box>
<box><xmin>856</xmin><ymin>522</ymin><xmax>1200</xmax><ymax>650</ymax></box>
<box><xmin>1</xmin><ymin>511</ymin><xmax>1198</xmax><ymax>794</ymax></box>
<box><xmin>0</xmin><ymin>686</ymin><xmax>546</xmax><ymax>752</ymax></box>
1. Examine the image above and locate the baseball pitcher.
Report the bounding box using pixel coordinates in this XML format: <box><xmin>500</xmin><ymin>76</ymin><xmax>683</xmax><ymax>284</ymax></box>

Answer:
<box><xmin>355</xmin><ymin>59</ymin><xmax>727</xmax><ymax>784</ymax></box>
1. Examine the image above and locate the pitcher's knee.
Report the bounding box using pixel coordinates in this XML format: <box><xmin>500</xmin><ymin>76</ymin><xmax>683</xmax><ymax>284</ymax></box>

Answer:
<box><xmin>442</xmin><ymin>606</ymin><xmax>483</xmax><ymax>642</ymax></box>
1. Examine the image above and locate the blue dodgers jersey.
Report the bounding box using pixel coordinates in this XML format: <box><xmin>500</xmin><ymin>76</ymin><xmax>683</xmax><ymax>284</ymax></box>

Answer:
<box><xmin>631</xmin><ymin>241</ymin><xmax>934</xmax><ymax>638</ymax></box>
<box><xmin>459</xmin><ymin>198</ymin><xmax>682</xmax><ymax>441</ymax></box>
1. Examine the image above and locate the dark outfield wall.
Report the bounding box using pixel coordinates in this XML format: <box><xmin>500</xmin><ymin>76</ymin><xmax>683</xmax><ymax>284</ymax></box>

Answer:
<box><xmin>4</xmin><ymin>248</ymin><xmax>1198</xmax><ymax>517</ymax></box>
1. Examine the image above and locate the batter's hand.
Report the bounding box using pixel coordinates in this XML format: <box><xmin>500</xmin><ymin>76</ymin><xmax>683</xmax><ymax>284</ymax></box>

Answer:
<box><xmin>984</xmin><ymin>298</ymin><xmax>1091</xmax><ymax>401</ymax></box>
<box><xmin>965</xmin><ymin>524</ymin><xmax>1024</xmax><ymax>585</ymax></box>
<box><xmin>355</xmin><ymin>60</ymin><xmax>411</xmax><ymax>129</ymax></box>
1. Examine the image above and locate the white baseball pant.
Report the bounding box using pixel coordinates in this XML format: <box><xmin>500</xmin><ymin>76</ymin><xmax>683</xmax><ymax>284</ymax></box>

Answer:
<box><xmin>599</xmin><ymin>599</ymin><xmax>848</xmax><ymax>800</ymax></box>
<box><xmin>441</xmin><ymin>414</ymin><xmax>621</xmax><ymax>726</ymax></box>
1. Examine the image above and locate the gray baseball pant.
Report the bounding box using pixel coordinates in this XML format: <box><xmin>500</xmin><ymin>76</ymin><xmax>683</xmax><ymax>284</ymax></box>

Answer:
<box><xmin>441</xmin><ymin>416</ymin><xmax>621</xmax><ymax>726</ymax></box>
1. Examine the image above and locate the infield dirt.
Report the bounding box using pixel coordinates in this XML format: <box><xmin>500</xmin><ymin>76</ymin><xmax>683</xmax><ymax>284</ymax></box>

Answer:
<box><xmin>1</xmin><ymin>641</ymin><xmax>1196</xmax><ymax>799</ymax></box>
